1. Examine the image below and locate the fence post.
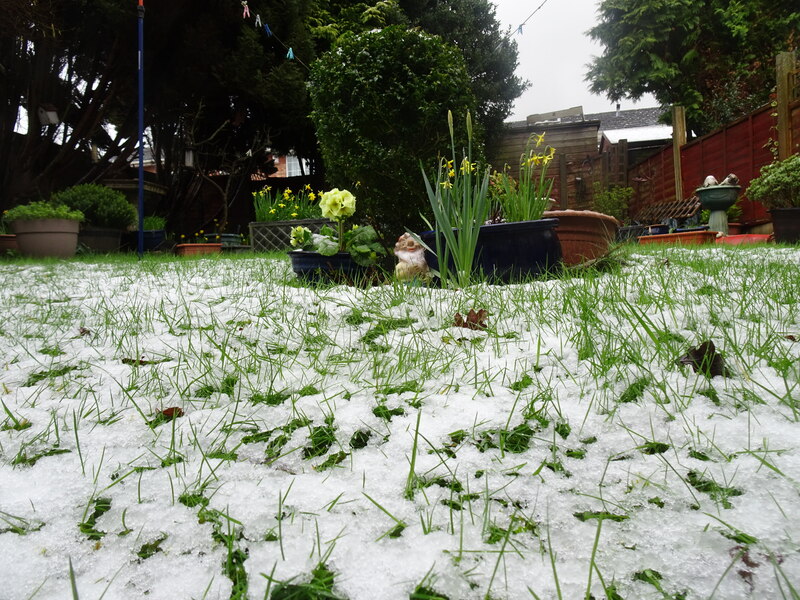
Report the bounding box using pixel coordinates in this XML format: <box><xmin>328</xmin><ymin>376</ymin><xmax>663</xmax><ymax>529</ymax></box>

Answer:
<box><xmin>671</xmin><ymin>105</ymin><xmax>687</xmax><ymax>201</ymax></box>
<box><xmin>775</xmin><ymin>51</ymin><xmax>795</xmax><ymax>160</ymax></box>
<box><xmin>559</xmin><ymin>153</ymin><xmax>568</xmax><ymax>209</ymax></box>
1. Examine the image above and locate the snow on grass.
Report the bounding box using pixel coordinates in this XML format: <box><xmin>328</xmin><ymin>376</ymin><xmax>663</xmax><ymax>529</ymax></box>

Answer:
<box><xmin>0</xmin><ymin>246</ymin><xmax>798</xmax><ymax>600</ymax></box>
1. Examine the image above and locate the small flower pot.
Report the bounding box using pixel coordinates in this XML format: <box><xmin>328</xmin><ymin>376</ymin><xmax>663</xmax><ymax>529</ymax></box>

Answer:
<box><xmin>174</xmin><ymin>243</ymin><xmax>222</xmax><ymax>256</ymax></box>
<box><xmin>288</xmin><ymin>250</ymin><xmax>368</xmax><ymax>284</ymax></box>
<box><xmin>0</xmin><ymin>234</ymin><xmax>18</xmax><ymax>253</ymax></box>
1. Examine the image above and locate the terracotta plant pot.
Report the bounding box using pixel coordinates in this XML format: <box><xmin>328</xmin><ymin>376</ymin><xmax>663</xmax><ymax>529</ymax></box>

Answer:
<box><xmin>12</xmin><ymin>218</ymin><xmax>80</xmax><ymax>258</ymax></box>
<box><xmin>716</xmin><ymin>234</ymin><xmax>772</xmax><ymax>245</ymax></box>
<box><xmin>637</xmin><ymin>230</ymin><xmax>718</xmax><ymax>245</ymax></box>
<box><xmin>0</xmin><ymin>234</ymin><xmax>18</xmax><ymax>253</ymax></box>
<box><xmin>727</xmin><ymin>222</ymin><xmax>743</xmax><ymax>235</ymax></box>
<box><xmin>542</xmin><ymin>210</ymin><xmax>620</xmax><ymax>265</ymax></box>
<box><xmin>174</xmin><ymin>243</ymin><xmax>222</xmax><ymax>256</ymax></box>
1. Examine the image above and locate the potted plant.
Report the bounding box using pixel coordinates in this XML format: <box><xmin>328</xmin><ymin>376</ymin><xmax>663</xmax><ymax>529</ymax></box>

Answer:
<box><xmin>746</xmin><ymin>154</ymin><xmax>800</xmax><ymax>243</ymax></box>
<box><xmin>174</xmin><ymin>230</ymin><xmax>223</xmax><ymax>257</ymax></box>
<box><xmin>0</xmin><ymin>210</ymin><xmax>18</xmax><ymax>253</ymax></box>
<box><xmin>4</xmin><ymin>201</ymin><xmax>84</xmax><ymax>258</ymax></box>
<box><xmin>539</xmin><ymin>182</ymin><xmax>625</xmax><ymax>265</ymax></box>
<box><xmin>418</xmin><ymin>114</ymin><xmax>561</xmax><ymax>286</ymax></box>
<box><xmin>249</xmin><ymin>185</ymin><xmax>327</xmax><ymax>252</ymax></box>
<box><xmin>142</xmin><ymin>215</ymin><xmax>168</xmax><ymax>251</ymax></box>
<box><xmin>288</xmin><ymin>188</ymin><xmax>386</xmax><ymax>282</ymax></box>
<box><xmin>51</xmin><ymin>183</ymin><xmax>137</xmax><ymax>252</ymax></box>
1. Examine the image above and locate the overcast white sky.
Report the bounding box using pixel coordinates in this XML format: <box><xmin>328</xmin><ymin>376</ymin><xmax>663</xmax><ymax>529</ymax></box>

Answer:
<box><xmin>493</xmin><ymin>0</ymin><xmax>659</xmax><ymax>120</ymax></box>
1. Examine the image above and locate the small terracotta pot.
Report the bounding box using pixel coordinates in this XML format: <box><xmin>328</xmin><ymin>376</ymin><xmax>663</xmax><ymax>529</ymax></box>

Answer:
<box><xmin>174</xmin><ymin>243</ymin><xmax>222</xmax><ymax>256</ymax></box>
<box><xmin>637</xmin><ymin>230</ymin><xmax>718</xmax><ymax>245</ymax></box>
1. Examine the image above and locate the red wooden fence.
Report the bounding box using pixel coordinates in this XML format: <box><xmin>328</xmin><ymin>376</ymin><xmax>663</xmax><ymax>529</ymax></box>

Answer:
<box><xmin>628</xmin><ymin>87</ymin><xmax>800</xmax><ymax>225</ymax></box>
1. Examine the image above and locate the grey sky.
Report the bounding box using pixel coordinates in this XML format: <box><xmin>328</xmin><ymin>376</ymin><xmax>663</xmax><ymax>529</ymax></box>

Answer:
<box><xmin>493</xmin><ymin>0</ymin><xmax>659</xmax><ymax>120</ymax></box>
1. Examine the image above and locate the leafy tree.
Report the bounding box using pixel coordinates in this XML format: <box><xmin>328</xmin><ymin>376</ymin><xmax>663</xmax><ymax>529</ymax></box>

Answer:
<box><xmin>309</xmin><ymin>26</ymin><xmax>476</xmax><ymax>239</ymax></box>
<box><xmin>308</xmin><ymin>0</ymin><xmax>524</xmax><ymax>149</ymax></box>
<box><xmin>399</xmin><ymin>0</ymin><xmax>527</xmax><ymax>149</ymax></box>
<box><xmin>585</xmin><ymin>0</ymin><xmax>800</xmax><ymax>135</ymax></box>
<box><xmin>0</xmin><ymin>0</ymin><xmax>316</xmax><ymax>218</ymax></box>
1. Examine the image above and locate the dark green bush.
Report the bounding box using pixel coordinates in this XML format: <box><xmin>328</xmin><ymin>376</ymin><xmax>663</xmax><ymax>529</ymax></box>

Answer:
<box><xmin>51</xmin><ymin>184</ymin><xmax>137</xmax><ymax>229</ymax></box>
<box><xmin>309</xmin><ymin>26</ymin><xmax>478</xmax><ymax>240</ymax></box>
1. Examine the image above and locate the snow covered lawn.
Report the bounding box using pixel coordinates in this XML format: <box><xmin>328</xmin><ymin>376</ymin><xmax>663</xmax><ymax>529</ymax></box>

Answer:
<box><xmin>0</xmin><ymin>246</ymin><xmax>798</xmax><ymax>600</ymax></box>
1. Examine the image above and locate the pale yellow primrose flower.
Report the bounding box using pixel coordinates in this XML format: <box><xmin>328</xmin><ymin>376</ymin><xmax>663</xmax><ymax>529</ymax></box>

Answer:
<box><xmin>319</xmin><ymin>188</ymin><xmax>356</xmax><ymax>221</ymax></box>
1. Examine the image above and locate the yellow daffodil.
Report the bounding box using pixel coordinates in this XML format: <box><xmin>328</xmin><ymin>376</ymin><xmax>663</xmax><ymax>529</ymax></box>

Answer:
<box><xmin>440</xmin><ymin>180</ymin><xmax>453</xmax><ymax>189</ymax></box>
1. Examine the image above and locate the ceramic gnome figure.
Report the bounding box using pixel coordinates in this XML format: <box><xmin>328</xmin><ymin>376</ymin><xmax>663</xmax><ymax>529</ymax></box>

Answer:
<box><xmin>394</xmin><ymin>233</ymin><xmax>430</xmax><ymax>281</ymax></box>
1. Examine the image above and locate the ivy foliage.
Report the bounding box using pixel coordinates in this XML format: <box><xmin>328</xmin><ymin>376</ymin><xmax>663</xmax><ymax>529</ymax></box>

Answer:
<box><xmin>309</xmin><ymin>26</ymin><xmax>477</xmax><ymax>239</ymax></box>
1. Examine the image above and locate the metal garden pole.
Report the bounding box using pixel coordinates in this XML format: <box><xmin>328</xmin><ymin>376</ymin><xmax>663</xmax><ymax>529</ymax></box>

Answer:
<box><xmin>137</xmin><ymin>0</ymin><xmax>145</xmax><ymax>258</ymax></box>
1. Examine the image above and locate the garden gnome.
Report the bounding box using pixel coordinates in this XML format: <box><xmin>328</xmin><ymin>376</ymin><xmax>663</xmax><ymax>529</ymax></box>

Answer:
<box><xmin>394</xmin><ymin>233</ymin><xmax>430</xmax><ymax>281</ymax></box>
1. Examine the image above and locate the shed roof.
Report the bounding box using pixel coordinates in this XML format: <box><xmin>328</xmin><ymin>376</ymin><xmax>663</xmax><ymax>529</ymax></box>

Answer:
<box><xmin>603</xmin><ymin>124</ymin><xmax>672</xmax><ymax>144</ymax></box>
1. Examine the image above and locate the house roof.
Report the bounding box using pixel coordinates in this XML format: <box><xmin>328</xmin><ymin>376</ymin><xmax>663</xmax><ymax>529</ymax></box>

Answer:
<box><xmin>580</xmin><ymin>107</ymin><xmax>667</xmax><ymax>130</ymax></box>
<box><xmin>508</xmin><ymin>106</ymin><xmax>668</xmax><ymax>132</ymax></box>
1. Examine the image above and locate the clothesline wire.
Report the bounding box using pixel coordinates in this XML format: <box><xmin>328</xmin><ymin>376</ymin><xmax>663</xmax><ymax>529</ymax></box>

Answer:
<box><xmin>495</xmin><ymin>0</ymin><xmax>552</xmax><ymax>50</ymax></box>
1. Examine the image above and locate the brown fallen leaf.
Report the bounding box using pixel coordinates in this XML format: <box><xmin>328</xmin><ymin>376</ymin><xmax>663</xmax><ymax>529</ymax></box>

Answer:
<box><xmin>785</xmin><ymin>335</ymin><xmax>797</xmax><ymax>342</ymax></box>
<box><xmin>79</xmin><ymin>327</ymin><xmax>91</xmax><ymax>336</ymax></box>
<box><xmin>159</xmin><ymin>407</ymin><xmax>184</xmax><ymax>420</ymax></box>
<box><xmin>678</xmin><ymin>340</ymin><xmax>730</xmax><ymax>377</ymax></box>
<box><xmin>454</xmin><ymin>309</ymin><xmax>488</xmax><ymax>330</ymax></box>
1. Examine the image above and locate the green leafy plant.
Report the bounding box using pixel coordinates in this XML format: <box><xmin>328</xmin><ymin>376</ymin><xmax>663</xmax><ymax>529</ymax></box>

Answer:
<box><xmin>495</xmin><ymin>132</ymin><xmax>556</xmax><ymax>222</ymax></box>
<box><xmin>309</xmin><ymin>26</ymin><xmax>477</xmax><ymax>239</ymax></box>
<box><xmin>592</xmin><ymin>183</ymin><xmax>633</xmax><ymax>222</ymax></box>
<box><xmin>420</xmin><ymin>110</ymin><xmax>490</xmax><ymax>289</ymax></box>
<box><xmin>143</xmin><ymin>215</ymin><xmax>167</xmax><ymax>230</ymax></box>
<box><xmin>290</xmin><ymin>188</ymin><xmax>386</xmax><ymax>266</ymax></box>
<box><xmin>746</xmin><ymin>153</ymin><xmax>800</xmax><ymax>208</ymax></box>
<box><xmin>4</xmin><ymin>201</ymin><xmax>84</xmax><ymax>223</ymax></box>
<box><xmin>51</xmin><ymin>184</ymin><xmax>136</xmax><ymax>229</ymax></box>
<box><xmin>253</xmin><ymin>185</ymin><xmax>322</xmax><ymax>222</ymax></box>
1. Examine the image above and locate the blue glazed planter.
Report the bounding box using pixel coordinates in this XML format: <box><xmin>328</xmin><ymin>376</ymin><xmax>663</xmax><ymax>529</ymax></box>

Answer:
<box><xmin>419</xmin><ymin>218</ymin><xmax>562</xmax><ymax>283</ymax></box>
<box><xmin>288</xmin><ymin>250</ymin><xmax>368</xmax><ymax>283</ymax></box>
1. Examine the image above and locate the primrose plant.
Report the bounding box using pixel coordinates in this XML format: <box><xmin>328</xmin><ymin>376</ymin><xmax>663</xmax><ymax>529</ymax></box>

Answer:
<box><xmin>290</xmin><ymin>188</ymin><xmax>386</xmax><ymax>266</ymax></box>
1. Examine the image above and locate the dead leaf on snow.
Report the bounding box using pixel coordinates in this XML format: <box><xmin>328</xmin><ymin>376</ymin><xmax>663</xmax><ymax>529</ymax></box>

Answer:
<box><xmin>453</xmin><ymin>309</ymin><xmax>488</xmax><ymax>330</ymax></box>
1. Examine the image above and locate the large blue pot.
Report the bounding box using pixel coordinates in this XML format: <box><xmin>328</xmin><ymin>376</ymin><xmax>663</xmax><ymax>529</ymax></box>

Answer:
<box><xmin>419</xmin><ymin>218</ymin><xmax>562</xmax><ymax>283</ymax></box>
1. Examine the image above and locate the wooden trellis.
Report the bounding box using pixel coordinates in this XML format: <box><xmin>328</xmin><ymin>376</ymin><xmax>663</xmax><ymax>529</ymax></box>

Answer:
<box><xmin>249</xmin><ymin>218</ymin><xmax>328</xmax><ymax>252</ymax></box>
<box><xmin>633</xmin><ymin>196</ymin><xmax>701</xmax><ymax>224</ymax></box>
